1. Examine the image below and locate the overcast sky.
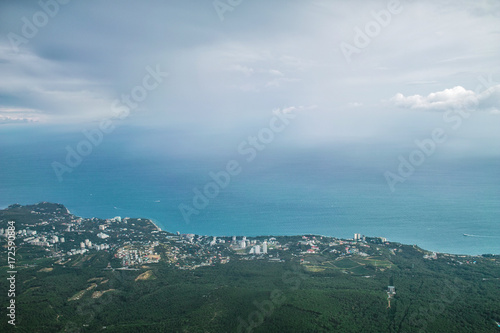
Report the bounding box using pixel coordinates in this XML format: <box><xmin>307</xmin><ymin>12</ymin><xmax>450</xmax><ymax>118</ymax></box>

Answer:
<box><xmin>1</xmin><ymin>0</ymin><xmax>499</xmax><ymax>158</ymax></box>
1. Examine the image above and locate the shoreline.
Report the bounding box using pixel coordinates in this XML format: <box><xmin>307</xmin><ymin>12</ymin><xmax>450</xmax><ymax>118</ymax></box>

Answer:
<box><xmin>2</xmin><ymin>202</ymin><xmax>498</xmax><ymax>257</ymax></box>
<box><xmin>148</xmin><ymin>218</ymin><xmax>162</xmax><ymax>231</ymax></box>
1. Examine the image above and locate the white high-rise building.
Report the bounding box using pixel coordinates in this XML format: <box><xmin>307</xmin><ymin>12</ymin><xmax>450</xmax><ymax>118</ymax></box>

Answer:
<box><xmin>354</xmin><ymin>233</ymin><xmax>362</xmax><ymax>241</ymax></box>
<box><xmin>240</xmin><ymin>240</ymin><xmax>246</xmax><ymax>249</ymax></box>
<box><xmin>254</xmin><ymin>245</ymin><xmax>261</xmax><ymax>254</ymax></box>
<box><xmin>262</xmin><ymin>241</ymin><xmax>268</xmax><ymax>254</ymax></box>
<box><xmin>97</xmin><ymin>232</ymin><xmax>109</xmax><ymax>239</ymax></box>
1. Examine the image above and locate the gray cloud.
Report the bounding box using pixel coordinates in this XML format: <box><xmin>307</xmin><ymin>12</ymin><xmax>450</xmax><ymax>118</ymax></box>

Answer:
<box><xmin>0</xmin><ymin>0</ymin><xmax>499</xmax><ymax>152</ymax></box>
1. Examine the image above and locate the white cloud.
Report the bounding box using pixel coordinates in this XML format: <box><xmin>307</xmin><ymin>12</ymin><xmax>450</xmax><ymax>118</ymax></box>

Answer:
<box><xmin>0</xmin><ymin>107</ymin><xmax>44</xmax><ymax>124</ymax></box>
<box><xmin>275</xmin><ymin>105</ymin><xmax>318</xmax><ymax>115</ymax></box>
<box><xmin>390</xmin><ymin>85</ymin><xmax>500</xmax><ymax>112</ymax></box>
<box><xmin>477</xmin><ymin>84</ymin><xmax>500</xmax><ymax>114</ymax></box>
<box><xmin>0</xmin><ymin>107</ymin><xmax>40</xmax><ymax>113</ymax></box>
<box><xmin>0</xmin><ymin>114</ymin><xmax>41</xmax><ymax>124</ymax></box>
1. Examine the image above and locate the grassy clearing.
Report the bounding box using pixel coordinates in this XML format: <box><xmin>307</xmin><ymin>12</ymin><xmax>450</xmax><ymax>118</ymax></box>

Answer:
<box><xmin>333</xmin><ymin>259</ymin><xmax>359</xmax><ymax>269</ymax></box>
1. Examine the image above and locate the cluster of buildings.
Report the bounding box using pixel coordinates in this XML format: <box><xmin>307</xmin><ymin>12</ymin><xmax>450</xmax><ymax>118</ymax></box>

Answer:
<box><xmin>294</xmin><ymin>235</ymin><xmax>381</xmax><ymax>258</ymax></box>
<box><xmin>231</xmin><ymin>236</ymin><xmax>269</xmax><ymax>254</ymax></box>
<box><xmin>423</xmin><ymin>252</ymin><xmax>438</xmax><ymax>260</ymax></box>
<box><xmin>0</xmin><ymin>227</ymin><xmax>66</xmax><ymax>247</ymax></box>
<box><xmin>114</xmin><ymin>242</ymin><xmax>161</xmax><ymax>266</ymax></box>
<box><xmin>354</xmin><ymin>233</ymin><xmax>387</xmax><ymax>243</ymax></box>
<box><xmin>0</xmin><ymin>203</ymin><xmax>411</xmax><ymax>272</ymax></box>
<box><xmin>0</xmin><ymin>205</ymin><xmax>162</xmax><ymax>262</ymax></box>
<box><xmin>174</xmin><ymin>235</ymin><xmax>231</xmax><ymax>269</ymax></box>
<box><xmin>78</xmin><ymin>238</ymin><xmax>110</xmax><ymax>252</ymax></box>
<box><xmin>1</xmin><ymin>211</ymin><xmax>382</xmax><ymax>270</ymax></box>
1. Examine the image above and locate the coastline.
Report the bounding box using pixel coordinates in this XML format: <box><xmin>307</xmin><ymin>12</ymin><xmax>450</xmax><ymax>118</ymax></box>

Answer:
<box><xmin>148</xmin><ymin>218</ymin><xmax>162</xmax><ymax>231</ymax></box>
<box><xmin>2</xmin><ymin>202</ymin><xmax>498</xmax><ymax>257</ymax></box>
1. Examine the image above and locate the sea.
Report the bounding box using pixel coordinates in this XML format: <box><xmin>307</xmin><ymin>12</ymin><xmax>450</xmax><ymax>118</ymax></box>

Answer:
<box><xmin>1</xmin><ymin>125</ymin><xmax>499</xmax><ymax>256</ymax></box>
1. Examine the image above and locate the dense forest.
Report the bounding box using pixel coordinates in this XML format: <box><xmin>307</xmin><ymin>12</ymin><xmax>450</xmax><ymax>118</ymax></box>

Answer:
<box><xmin>1</xmin><ymin>244</ymin><xmax>500</xmax><ymax>332</ymax></box>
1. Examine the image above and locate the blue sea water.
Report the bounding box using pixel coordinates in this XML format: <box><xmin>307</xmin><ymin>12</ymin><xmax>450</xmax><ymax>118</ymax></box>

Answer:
<box><xmin>1</xmin><ymin>126</ymin><xmax>499</xmax><ymax>255</ymax></box>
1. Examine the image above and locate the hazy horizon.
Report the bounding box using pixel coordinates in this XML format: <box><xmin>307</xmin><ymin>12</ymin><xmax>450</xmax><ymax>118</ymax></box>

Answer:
<box><xmin>1</xmin><ymin>0</ymin><xmax>499</xmax><ymax>254</ymax></box>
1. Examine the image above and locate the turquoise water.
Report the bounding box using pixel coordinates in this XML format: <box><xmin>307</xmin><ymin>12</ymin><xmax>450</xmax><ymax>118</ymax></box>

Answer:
<box><xmin>1</xmin><ymin>126</ymin><xmax>499</xmax><ymax>255</ymax></box>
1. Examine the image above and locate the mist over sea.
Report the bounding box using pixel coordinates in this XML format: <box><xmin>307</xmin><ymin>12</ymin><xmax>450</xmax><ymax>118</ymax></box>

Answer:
<box><xmin>1</xmin><ymin>126</ymin><xmax>499</xmax><ymax>255</ymax></box>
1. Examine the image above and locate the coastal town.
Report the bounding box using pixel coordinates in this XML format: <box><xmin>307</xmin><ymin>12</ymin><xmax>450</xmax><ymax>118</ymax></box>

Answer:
<box><xmin>1</xmin><ymin>202</ymin><xmax>500</xmax><ymax>332</ymax></box>
<box><xmin>0</xmin><ymin>202</ymin><xmax>494</xmax><ymax>272</ymax></box>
